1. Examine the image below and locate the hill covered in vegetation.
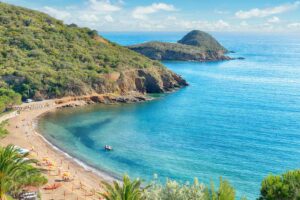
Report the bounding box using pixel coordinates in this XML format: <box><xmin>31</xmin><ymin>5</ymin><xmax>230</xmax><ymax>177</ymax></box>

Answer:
<box><xmin>0</xmin><ymin>2</ymin><xmax>187</xmax><ymax>105</ymax></box>
<box><xmin>178</xmin><ymin>30</ymin><xmax>228</xmax><ymax>53</ymax></box>
<box><xmin>128</xmin><ymin>30</ymin><xmax>231</xmax><ymax>61</ymax></box>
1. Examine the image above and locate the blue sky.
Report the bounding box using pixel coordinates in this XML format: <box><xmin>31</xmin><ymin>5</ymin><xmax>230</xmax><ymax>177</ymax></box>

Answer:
<box><xmin>2</xmin><ymin>0</ymin><xmax>300</xmax><ymax>32</ymax></box>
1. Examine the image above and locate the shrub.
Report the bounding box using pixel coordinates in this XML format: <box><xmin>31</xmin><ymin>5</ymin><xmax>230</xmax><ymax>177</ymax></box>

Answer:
<box><xmin>0</xmin><ymin>88</ymin><xmax>22</xmax><ymax>112</ymax></box>
<box><xmin>259</xmin><ymin>170</ymin><xmax>300</xmax><ymax>200</ymax></box>
<box><xmin>204</xmin><ymin>177</ymin><xmax>236</xmax><ymax>200</ymax></box>
<box><xmin>0</xmin><ymin>120</ymin><xmax>9</xmax><ymax>138</ymax></box>
<box><xmin>143</xmin><ymin>178</ymin><xmax>205</xmax><ymax>200</ymax></box>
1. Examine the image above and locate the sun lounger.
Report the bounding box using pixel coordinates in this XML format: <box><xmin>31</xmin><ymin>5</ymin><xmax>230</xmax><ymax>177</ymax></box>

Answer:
<box><xmin>43</xmin><ymin>183</ymin><xmax>62</xmax><ymax>190</ymax></box>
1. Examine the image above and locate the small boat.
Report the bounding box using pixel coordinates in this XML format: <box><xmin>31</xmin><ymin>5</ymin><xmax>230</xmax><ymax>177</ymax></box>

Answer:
<box><xmin>104</xmin><ymin>145</ymin><xmax>113</xmax><ymax>151</ymax></box>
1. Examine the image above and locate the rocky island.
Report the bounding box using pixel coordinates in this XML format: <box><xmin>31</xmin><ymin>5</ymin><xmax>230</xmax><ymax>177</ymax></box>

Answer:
<box><xmin>128</xmin><ymin>30</ymin><xmax>232</xmax><ymax>62</ymax></box>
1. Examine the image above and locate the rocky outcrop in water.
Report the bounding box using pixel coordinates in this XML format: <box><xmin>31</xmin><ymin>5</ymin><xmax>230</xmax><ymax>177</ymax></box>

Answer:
<box><xmin>128</xmin><ymin>30</ymin><xmax>232</xmax><ymax>62</ymax></box>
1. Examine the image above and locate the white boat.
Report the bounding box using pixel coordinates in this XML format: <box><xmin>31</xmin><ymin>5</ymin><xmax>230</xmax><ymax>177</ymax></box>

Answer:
<box><xmin>104</xmin><ymin>145</ymin><xmax>112</xmax><ymax>151</ymax></box>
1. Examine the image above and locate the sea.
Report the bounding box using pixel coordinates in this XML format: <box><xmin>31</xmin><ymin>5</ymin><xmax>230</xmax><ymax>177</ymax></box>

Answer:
<box><xmin>38</xmin><ymin>32</ymin><xmax>300</xmax><ymax>199</ymax></box>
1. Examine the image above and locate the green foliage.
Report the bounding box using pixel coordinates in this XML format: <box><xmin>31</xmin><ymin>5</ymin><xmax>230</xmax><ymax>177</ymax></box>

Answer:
<box><xmin>105</xmin><ymin>175</ymin><xmax>237</xmax><ymax>200</ymax></box>
<box><xmin>128</xmin><ymin>41</ymin><xmax>228</xmax><ymax>61</ymax></box>
<box><xmin>0</xmin><ymin>145</ymin><xmax>47</xmax><ymax>199</ymax></box>
<box><xmin>143</xmin><ymin>178</ymin><xmax>205</xmax><ymax>200</ymax></box>
<box><xmin>0</xmin><ymin>120</ymin><xmax>9</xmax><ymax>138</ymax></box>
<box><xmin>129</xmin><ymin>41</ymin><xmax>209</xmax><ymax>57</ymax></box>
<box><xmin>0</xmin><ymin>88</ymin><xmax>21</xmax><ymax>113</ymax></box>
<box><xmin>0</xmin><ymin>2</ymin><xmax>164</xmax><ymax>99</ymax></box>
<box><xmin>178</xmin><ymin>30</ymin><xmax>228</xmax><ymax>52</ymax></box>
<box><xmin>259</xmin><ymin>170</ymin><xmax>300</xmax><ymax>200</ymax></box>
<box><xmin>100</xmin><ymin>175</ymin><xmax>147</xmax><ymax>200</ymax></box>
<box><xmin>204</xmin><ymin>178</ymin><xmax>235</xmax><ymax>200</ymax></box>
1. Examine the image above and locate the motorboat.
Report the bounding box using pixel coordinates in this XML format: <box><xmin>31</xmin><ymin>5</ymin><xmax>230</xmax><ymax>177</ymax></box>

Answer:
<box><xmin>104</xmin><ymin>145</ymin><xmax>112</xmax><ymax>151</ymax></box>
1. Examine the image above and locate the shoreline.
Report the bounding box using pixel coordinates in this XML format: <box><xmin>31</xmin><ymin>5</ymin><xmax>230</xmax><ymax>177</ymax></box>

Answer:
<box><xmin>34</xmin><ymin>119</ymin><xmax>118</xmax><ymax>182</ymax></box>
<box><xmin>1</xmin><ymin>94</ymin><xmax>149</xmax><ymax>200</ymax></box>
<box><xmin>34</xmin><ymin>115</ymin><xmax>122</xmax><ymax>182</ymax></box>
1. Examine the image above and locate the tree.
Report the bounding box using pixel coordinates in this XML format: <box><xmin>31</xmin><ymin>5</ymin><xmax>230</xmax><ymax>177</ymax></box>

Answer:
<box><xmin>204</xmin><ymin>178</ymin><xmax>236</xmax><ymax>200</ymax></box>
<box><xmin>143</xmin><ymin>178</ymin><xmax>206</xmax><ymax>200</ymax></box>
<box><xmin>259</xmin><ymin>170</ymin><xmax>300</xmax><ymax>200</ymax></box>
<box><xmin>0</xmin><ymin>145</ymin><xmax>46</xmax><ymax>200</ymax></box>
<box><xmin>0</xmin><ymin>88</ymin><xmax>21</xmax><ymax>112</ymax></box>
<box><xmin>100</xmin><ymin>175</ymin><xmax>147</xmax><ymax>200</ymax></box>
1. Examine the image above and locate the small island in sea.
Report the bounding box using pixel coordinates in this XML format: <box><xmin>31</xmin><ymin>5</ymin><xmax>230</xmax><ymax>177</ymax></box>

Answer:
<box><xmin>128</xmin><ymin>30</ymin><xmax>232</xmax><ymax>61</ymax></box>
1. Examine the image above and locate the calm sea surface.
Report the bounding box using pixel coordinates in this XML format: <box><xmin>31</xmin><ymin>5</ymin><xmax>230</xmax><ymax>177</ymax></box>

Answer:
<box><xmin>39</xmin><ymin>32</ymin><xmax>300</xmax><ymax>199</ymax></box>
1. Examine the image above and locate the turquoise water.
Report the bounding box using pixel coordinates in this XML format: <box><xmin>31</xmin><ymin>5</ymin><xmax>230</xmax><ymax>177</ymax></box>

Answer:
<box><xmin>39</xmin><ymin>32</ymin><xmax>300</xmax><ymax>199</ymax></box>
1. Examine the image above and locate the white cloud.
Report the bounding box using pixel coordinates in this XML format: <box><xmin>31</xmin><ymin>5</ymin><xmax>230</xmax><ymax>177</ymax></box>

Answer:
<box><xmin>166</xmin><ymin>16</ymin><xmax>177</xmax><ymax>20</ymax></box>
<box><xmin>240</xmin><ymin>21</ymin><xmax>249</xmax><ymax>26</ymax></box>
<box><xmin>215</xmin><ymin>20</ymin><xmax>230</xmax><ymax>28</ymax></box>
<box><xmin>80</xmin><ymin>14</ymin><xmax>99</xmax><ymax>22</ymax></box>
<box><xmin>287</xmin><ymin>22</ymin><xmax>300</xmax><ymax>28</ymax></box>
<box><xmin>132</xmin><ymin>3</ymin><xmax>176</xmax><ymax>20</ymax></box>
<box><xmin>172</xmin><ymin>19</ymin><xmax>230</xmax><ymax>31</ymax></box>
<box><xmin>88</xmin><ymin>0</ymin><xmax>121</xmax><ymax>12</ymax></box>
<box><xmin>43</xmin><ymin>6</ymin><xmax>71</xmax><ymax>20</ymax></box>
<box><xmin>267</xmin><ymin>16</ymin><xmax>280</xmax><ymax>23</ymax></box>
<box><xmin>235</xmin><ymin>1</ymin><xmax>300</xmax><ymax>19</ymax></box>
<box><xmin>39</xmin><ymin>0</ymin><xmax>298</xmax><ymax>32</ymax></box>
<box><xmin>42</xmin><ymin>0</ymin><xmax>121</xmax><ymax>29</ymax></box>
<box><xmin>104</xmin><ymin>15</ymin><xmax>114</xmax><ymax>22</ymax></box>
<box><xmin>214</xmin><ymin>9</ymin><xmax>230</xmax><ymax>15</ymax></box>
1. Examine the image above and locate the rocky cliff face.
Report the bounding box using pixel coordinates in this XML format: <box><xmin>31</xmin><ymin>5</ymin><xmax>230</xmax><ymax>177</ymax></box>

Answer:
<box><xmin>117</xmin><ymin>69</ymin><xmax>188</xmax><ymax>94</ymax></box>
<box><xmin>30</xmin><ymin>68</ymin><xmax>188</xmax><ymax>99</ymax></box>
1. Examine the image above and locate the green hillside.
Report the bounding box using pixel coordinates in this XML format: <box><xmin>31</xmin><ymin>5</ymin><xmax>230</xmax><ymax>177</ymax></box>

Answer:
<box><xmin>0</xmin><ymin>2</ymin><xmax>186</xmax><ymax>105</ymax></box>
<box><xmin>178</xmin><ymin>30</ymin><xmax>228</xmax><ymax>53</ymax></box>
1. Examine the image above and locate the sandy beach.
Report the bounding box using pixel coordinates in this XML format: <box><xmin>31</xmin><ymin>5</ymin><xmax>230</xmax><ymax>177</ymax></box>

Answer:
<box><xmin>0</xmin><ymin>98</ymin><xmax>115</xmax><ymax>200</ymax></box>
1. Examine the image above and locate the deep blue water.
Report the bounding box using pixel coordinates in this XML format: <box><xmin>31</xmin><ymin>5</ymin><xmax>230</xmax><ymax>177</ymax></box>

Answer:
<box><xmin>39</xmin><ymin>32</ymin><xmax>300</xmax><ymax>199</ymax></box>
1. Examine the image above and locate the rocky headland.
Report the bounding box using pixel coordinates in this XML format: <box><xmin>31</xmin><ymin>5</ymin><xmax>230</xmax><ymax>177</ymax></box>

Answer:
<box><xmin>128</xmin><ymin>30</ymin><xmax>232</xmax><ymax>62</ymax></box>
<box><xmin>0</xmin><ymin>2</ymin><xmax>187</xmax><ymax>103</ymax></box>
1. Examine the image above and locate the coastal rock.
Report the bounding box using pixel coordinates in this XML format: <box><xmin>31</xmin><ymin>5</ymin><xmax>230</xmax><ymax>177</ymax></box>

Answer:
<box><xmin>128</xmin><ymin>30</ymin><xmax>231</xmax><ymax>62</ymax></box>
<box><xmin>116</xmin><ymin>69</ymin><xmax>188</xmax><ymax>94</ymax></box>
<box><xmin>54</xmin><ymin>93</ymin><xmax>152</xmax><ymax>109</ymax></box>
<box><xmin>60</xmin><ymin>101</ymin><xmax>87</xmax><ymax>108</ymax></box>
